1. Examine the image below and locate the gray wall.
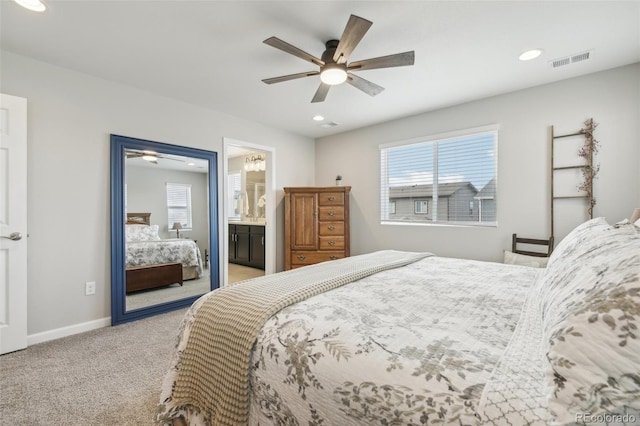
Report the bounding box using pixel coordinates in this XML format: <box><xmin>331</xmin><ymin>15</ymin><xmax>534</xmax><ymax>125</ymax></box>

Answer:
<box><xmin>315</xmin><ymin>63</ymin><xmax>640</xmax><ymax>262</ymax></box>
<box><xmin>126</xmin><ymin>165</ymin><xmax>209</xmax><ymax>253</ymax></box>
<box><xmin>2</xmin><ymin>50</ymin><xmax>315</xmax><ymax>336</ymax></box>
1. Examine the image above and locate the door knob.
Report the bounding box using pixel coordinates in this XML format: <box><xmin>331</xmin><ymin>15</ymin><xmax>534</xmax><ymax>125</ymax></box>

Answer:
<box><xmin>1</xmin><ymin>232</ymin><xmax>22</xmax><ymax>241</ymax></box>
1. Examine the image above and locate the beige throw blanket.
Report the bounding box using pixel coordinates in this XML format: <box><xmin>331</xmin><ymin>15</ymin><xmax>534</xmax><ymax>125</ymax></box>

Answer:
<box><xmin>163</xmin><ymin>250</ymin><xmax>431</xmax><ymax>425</ymax></box>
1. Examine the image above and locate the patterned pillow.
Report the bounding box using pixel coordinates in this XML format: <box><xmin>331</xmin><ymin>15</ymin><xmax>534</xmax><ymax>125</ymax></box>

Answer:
<box><xmin>539</xmin><ymin>217</ymin><xmax>611</xmax><ymax>323</ymax></box>
<box><xmin>126</xmin><ymin>224</ymin><xmax>160</xmax><ymax>242</ymax></box>
<box><xmin>541</xmin><ymin>219</ymin><xmax>640</xmax><ymax>424</ymax></box>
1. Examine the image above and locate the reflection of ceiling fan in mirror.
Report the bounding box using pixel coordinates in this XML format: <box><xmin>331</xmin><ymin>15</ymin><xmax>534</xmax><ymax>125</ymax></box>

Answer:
<box><xmin>125</xmin><ymin>149</ymin><xmax>186</xmax><ymax>165</ymax></box>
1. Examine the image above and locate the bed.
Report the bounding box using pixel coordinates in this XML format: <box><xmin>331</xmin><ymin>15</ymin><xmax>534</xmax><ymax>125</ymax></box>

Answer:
<box><xmin>125</xmin><ymin>213</ymin><xmax>203</xmax><ymax>287</ymax></box>
<box><xmin>156</xmin><ymin>217</ymin><xmax>640</xmax><ymax>425</ymax></box>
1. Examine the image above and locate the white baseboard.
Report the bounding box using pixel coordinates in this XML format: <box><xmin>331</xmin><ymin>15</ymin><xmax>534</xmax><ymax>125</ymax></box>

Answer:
<box><xmin>27</xmin><ymin>317</ymin><xmax>111</xmax><ymax>346</ymax></box>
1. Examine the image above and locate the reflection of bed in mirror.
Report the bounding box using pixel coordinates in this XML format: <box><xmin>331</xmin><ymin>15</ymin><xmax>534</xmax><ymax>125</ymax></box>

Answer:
<box><xmin>125</xmin><ymin>213</ymin><xmax>203</xmax><ymax>293</ymax></box>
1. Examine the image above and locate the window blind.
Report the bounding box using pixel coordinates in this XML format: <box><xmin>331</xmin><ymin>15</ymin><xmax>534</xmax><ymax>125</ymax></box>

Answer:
<box><xmin>228</xmin><ymin>171</ymin><xmax>242</xmax><ymax>220</ymax></box>
<box><xmin>166</xmin><ymin>182</ymin><xmax>192</xmax><ymax>229</ymax></box>
<box><xmin>380</xmin><ymin>126</ymin><xmax>498</xmax><ymax>226</ymax></box>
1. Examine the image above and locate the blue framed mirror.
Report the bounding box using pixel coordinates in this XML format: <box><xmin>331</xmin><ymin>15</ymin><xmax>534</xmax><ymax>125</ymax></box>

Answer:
<box><xmin>110</xmin><ymin>134</ymin><xmax>219</xmax><ymax>325</ymax></box>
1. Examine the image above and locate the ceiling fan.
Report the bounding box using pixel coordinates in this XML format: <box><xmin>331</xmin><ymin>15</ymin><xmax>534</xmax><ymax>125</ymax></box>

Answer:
<box><xmin>262</xmin><ymin>14</ymin><xmax>415</xmax><ymax>103</ymax></box>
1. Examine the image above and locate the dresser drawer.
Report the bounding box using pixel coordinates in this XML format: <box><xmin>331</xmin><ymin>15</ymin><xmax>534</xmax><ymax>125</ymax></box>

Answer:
<box><xmin>291</xmin><ymin>251</ymin><xmax>345</xmax><ymax>265</ymax></box>
<box><xmin>318</xmin><ymin>221</ymin><xmax>344</xmax><ymax>236</ymax></box>
<box><xmin>318</xmin><ymin>206</ymin><xmax>344</xmax><ymax>221</ymax></box>
<box><xmin>319</xmin><ymin>236</ymin><xmax>345</xmax><ymax>250</ymax></box>
<box><xmin>318</xmin><ymin>192</ymin><xmax>345</xmax><ymax>206</ymax></box>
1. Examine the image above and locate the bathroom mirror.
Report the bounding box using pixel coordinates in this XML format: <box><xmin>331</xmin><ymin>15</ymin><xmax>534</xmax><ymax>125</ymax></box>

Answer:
<box><xmin>110</xmin><ymin>134</ymin><xmax>219</xmax><ymax>325</ymax></box>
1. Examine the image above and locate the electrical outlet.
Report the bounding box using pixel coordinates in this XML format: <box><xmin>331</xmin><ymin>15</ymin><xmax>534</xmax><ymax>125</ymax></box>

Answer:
<box><xmin>85</xmin><ymin>281</ymin><xmax>96</xmax><ymax>296</ymax></box>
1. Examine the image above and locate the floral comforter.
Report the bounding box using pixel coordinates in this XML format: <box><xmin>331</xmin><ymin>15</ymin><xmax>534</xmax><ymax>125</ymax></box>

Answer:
<box><xmin>246</xmin><ymin>257</ymin><xmax>541</xmax><ymax>425</ymax></box>
<box><xmin>159</xmin><ymin>256</ymin><xmax>540</xmax><ymax>425</ymax></box>
<box><xmin>126</xmin><ymin>239</ymin><xmax>203</xmax><ymax>275</ymax></box>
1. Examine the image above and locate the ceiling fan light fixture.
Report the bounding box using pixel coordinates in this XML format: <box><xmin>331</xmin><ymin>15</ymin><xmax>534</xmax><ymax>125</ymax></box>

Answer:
<box><xmin>320</xmin><ymin>64</ymin><xmax>347</xmax><ymax>85</ymax></box>
<box><xmin>12</xmin><ymin>0</ymin><xmax>46</xmax><ymax>12</ymax></box>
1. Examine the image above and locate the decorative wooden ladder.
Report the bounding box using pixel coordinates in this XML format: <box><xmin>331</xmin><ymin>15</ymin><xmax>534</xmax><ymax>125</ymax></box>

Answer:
<box><xmin>550</xmin><ymin>118</ymin><xmax>599</xmax><ymax>240</ymax></box>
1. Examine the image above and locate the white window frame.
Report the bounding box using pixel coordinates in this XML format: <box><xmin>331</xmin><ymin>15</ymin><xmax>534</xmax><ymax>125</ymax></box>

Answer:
<box><xmin>166</xmin><ymin>182</ymin><xmax>193</xmax><ymax>230</ymax></box>
<box><xmin>414</xmin><ymin>200</ymin><xmax>428</xmax><ymax>214</ymax></box>
<box><xmin>380</xmin><ymin>124</ymin><xmax>498</xmax><ymax>227</ymax></box>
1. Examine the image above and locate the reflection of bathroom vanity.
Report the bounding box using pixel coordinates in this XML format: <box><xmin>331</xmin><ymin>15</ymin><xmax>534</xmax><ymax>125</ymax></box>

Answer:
<box><xmin>246</xmin><ymin>171</ymin><xmax>265</xmax><ymax>219</ymax></box>
<box><xmin>228</xmin><ymin>153</ymin><xmax>267</xmax><ymax>270</ymax></box>
<box><xmin>229</xmin><ymin>222</ymin><xmax>265</xmax><ymax>270</ymax></box>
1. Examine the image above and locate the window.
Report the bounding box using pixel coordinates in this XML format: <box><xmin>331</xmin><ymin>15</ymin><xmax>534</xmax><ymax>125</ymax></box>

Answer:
<box><xmin>414</xmin><ymin>200</ymin><xmax>428</xmax><ymax>214</ymax></box>
<box><xmin>380</xmin><ymin>125</ymin><xmax>497</xmax><ymax>226</ymax></box>
<box><xmin>166</xmin><ymin>182</ymin><xmax>192</xmax><ymax>229</ymax></box>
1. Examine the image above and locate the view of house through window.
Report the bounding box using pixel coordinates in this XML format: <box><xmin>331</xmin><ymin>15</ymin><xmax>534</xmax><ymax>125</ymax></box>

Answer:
<box><xmin>166</xmin><ymin>182</ymin><xmax>193</xmax><ymax>231</ymax></box>
<box><xmin>380</xmin><ymin>125</ymin><xmax>498</xmax><ymax>226</ymax></box>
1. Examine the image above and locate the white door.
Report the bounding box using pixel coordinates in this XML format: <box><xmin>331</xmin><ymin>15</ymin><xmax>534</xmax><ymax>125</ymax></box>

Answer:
<box><xmin>0</xmin><ymin>94</ymin><xmax>28</xmax><ymax>354</ymax></box>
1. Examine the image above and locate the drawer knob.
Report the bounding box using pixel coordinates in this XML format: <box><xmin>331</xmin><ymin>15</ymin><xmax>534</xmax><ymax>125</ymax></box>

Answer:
<box><xmin>328</xmin><ymin>211</ymin><xmax>335</xmax><ymax>216</ymax></box>
<box><xmin>329</xmin><ymin>256</ymin><xmax>339</xmax><ymax>260</ymax></box>
<box><xmin>297</xmin><ymin>255</ymin><xmax>306</xmax><ymax>260</ymax></box>
<box><xmin>328</xmin><ymin>196</ymin><xmax>336</xmax><ymax>201</ymax></box>
<box><xmin>328</xmin><ymin>241</ymin><xmax>336</xmax><ymax>246</ymax></box>
<box><xmin>328</xmin><ymin>225</ymin><xmax>336</xmax><ymax>231</ymax></box>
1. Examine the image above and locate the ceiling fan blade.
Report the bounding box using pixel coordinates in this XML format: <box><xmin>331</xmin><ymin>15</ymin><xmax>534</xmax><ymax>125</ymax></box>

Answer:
<box><xmin>333</xmin><ymin>15</ymin><xmax>373</xmax><ymax>64</ymax></box>
<box><xmin>262</xmin><ymin>71</ymin><xmax>320</xmax><ymax>85</ymax></box>
<box><xmin>348</xmin><ymin>51</ymin><xmax>415</xmax><ymax>71</ymax></box>
<box><xmin>161</xmin><ymin>156</ymin><xmax>186</xmax><ymax>163</ymax></box>
<box><xmin>311</xmin><ymin>83</ymin><xmax>331</xmax><ymax>103</ymax></box>
<box><xmin>346</xmin><ymin>73</ymin><xmax>385</xmax><ymax>97</ymax></box>
<box><xmin>263</xmin><ymin>37</ymin><xmax>324</xmax><ymax>67</ymax></box>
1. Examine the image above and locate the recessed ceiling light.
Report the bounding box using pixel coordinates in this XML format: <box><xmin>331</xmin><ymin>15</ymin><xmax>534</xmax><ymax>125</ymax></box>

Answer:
<box><xmin>12</xmin><ymin>0</ymin><xmax>46</xmax><ymax>12</ymax></box>
<box><xmin>312</xmin><ymin>115</ymin><xmax>325</xmax><ymax>121</ymax></box>
<box><xmin>187</xmin><ymin>162</ymin><xmax>195</xmax><ymax>166</ymax></box>
<box><xmin>519</xmin><ymin>49</ymin><xmax>543</xmax><ymax>61</ymax></box>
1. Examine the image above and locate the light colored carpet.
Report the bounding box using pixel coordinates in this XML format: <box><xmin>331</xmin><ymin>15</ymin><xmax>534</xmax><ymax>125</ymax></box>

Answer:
<box><xmin>126</xmin><ymin>272</ymin><xmax>211</xmax><ymax>311</ymax></box>
<box><xmin>0</xmin><ymin>264</ymin><xmax>266</xmax><ymax>425</ymax></box>
<box><xmin>0</xmin><ymin>308</ymin><xmax>187</xmax><ymax>425</ymax></box>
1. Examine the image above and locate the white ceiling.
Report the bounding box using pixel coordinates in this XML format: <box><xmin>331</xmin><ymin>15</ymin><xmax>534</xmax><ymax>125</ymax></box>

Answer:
<box><xmin>1</xmin><ymin>1</ymin><xmax>639</xmax><ymax>138</ymax></box>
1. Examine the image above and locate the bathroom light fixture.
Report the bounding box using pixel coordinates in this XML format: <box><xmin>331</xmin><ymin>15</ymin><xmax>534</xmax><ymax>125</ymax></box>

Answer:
<box><xmin>320</xmin><ymin>63</ymin><xmax>348</xmax><ymax>85</ymax></box>
<box><xmin>12</xmin><ymin>0</ymin><xmax>46</xmax><ymax>12</ymax></box>
<box><xmin>244</xmin><ymin>154</ymin><xmax>266</xmax><ymax>172</ymax></box>
<box><xmin>313</xmin><ymin>115</ymin><xmax>325</xmax><ymax>121</ymax></box>
<box><xmin>519</xmin><ymin>49</ymin><xmax>543</xmax><ymax>61</ymax></box>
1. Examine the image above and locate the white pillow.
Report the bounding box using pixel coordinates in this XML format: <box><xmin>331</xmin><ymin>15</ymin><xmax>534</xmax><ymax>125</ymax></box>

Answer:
<box><xmin>540</xmin><ymin>218</ymin><xmax>640</xmax><ymax>424</ymax></box>
<box><xmin>503</xmin><ymin>250</ymin><xmax>549</xmax><ymax>268</ymax></box>
<box><xmin>126</xmin><ymin>224</ymin><xmax>160</xmax><ymax>242</ymax></box>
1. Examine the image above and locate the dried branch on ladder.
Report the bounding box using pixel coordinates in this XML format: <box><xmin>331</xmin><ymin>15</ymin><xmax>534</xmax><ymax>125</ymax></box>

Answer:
<box><xmin>577</xmin><ymin>118</ymin><xmax>600</xmax><ymax>216</ymax></box>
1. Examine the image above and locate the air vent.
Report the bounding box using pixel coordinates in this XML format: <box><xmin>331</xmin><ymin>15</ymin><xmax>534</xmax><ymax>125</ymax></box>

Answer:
<box><xmin>550</xmin><ymin>50</ymin><xmax>592</xmax><ymax>68</ymax></box>
<box><xmin>571</xmin><ymin>51</ymin><xmax>590</xmax><ymax>63</ymax></box>
<box><xmin>319</xmin><ymin>121</ymin><xmax>339</xmax><ymax>128</ymax></box>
